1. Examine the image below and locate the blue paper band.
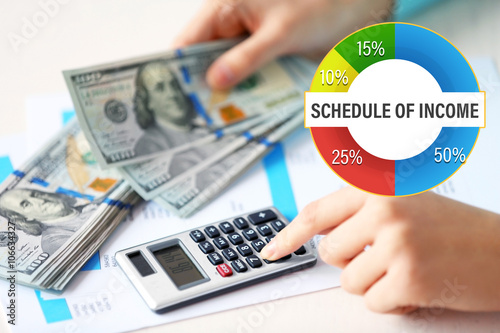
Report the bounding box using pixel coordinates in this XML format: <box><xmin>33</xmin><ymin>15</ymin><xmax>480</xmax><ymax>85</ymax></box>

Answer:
<box><xmin>13</xmin><ymin>170</ymin><xmax>25</xmax><ymax>178</ymax></box>
<box><xmin>215</xmin><ymin>129</ymin><xmax>224</xmax><ymax>139</ymax></box>
<box><xmin>189</xmin><ymin>93</ymin><xmax>213</xmax><ymax>126</ymax></box>
<box><xmin>259</xmin><ymin>138</ymin><xmax>273</xmax><ymax>147</ymax></box>
<box><xmin>31</xmin><ymin>177</ymin><xmax>49</xmax><ymax>187</ymax></box>
<box><xmin>55</xmin><ymin>187</ymin><xmax>95</xmax><ymax>201</ymax></box>
<box><xmin>243</xmin><ymin>132</ymin><xmax>254</xmax><ymax>141</ymax></box>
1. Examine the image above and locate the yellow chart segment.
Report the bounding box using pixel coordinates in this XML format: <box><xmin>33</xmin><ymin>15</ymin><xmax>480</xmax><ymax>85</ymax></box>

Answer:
<box><xmin>309</xmin><ymin>49</ymin><xmax>359</xmax><ymax>92</ymax></box>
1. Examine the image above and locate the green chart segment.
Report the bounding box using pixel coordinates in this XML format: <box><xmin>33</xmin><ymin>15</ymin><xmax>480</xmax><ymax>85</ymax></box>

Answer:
<box><xmin>310</xmin><ymin>23</ymin><xmax>480</xmax><ymax>196</ymax></box>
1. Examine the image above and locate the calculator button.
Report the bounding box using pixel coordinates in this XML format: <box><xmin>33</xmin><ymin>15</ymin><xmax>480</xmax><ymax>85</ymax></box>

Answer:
<box><xmin>233</xmin><ymin>217</ymin><xmax>249</xmax><ymax>229</ymax></box>
<box><xmin>271</xmin><ymin>220</ymin><xmax>286</xmax><ymax>232</ymax></box>
<box><xmin>248</xmin><ymin>209</ymin><xmax>277</xmax><ymax>225</ymax></box>
<box><xmin>228</xmin><ymin>232</ymin><xmax>244</xmax><ymax>245</ymax></box>
<box><xmin>265</xmin><ymin>235</ymin><xmax>275</xmax><ymax>243</ymax></box>
<box><xmin>264</xmin><ymin>254</ymin><xmax>292</xmax><ymax>264</ymax></box>
<box><xmin>213</xmin><ymin>237</ymin><xmax>229</xmax><ymax>250</ymax></box>
<box><xmin>242</xmin><ymin>229</ymin><xmax>258</xmax><ymax>241</ymax></box>
<box><xmin>251</xmin><ymin>240</ymin><xmax>266</xmax><ymax>253</ymax></box>
<box><xmin>216</xmin><ymin>263</ymin><xmax>233</xmax><ymax>277</ymax></box>
<box><xmin>246</xmin><ymin>255</ymin><xmax>262</xmax><ymax>268</ymax></box>
<box><xmin>256</xmin><ymin>224</ymin><xmax>273</xmax><ymax>236</ymax></box>
<box><xmin>231</xmin><ymin>259</ymin><xmax>248</xmax><ymax>273</ymax></box>
<box><xmin>219</xmin><ymin>222</ymin><xmax>234</xmax><ymax>234</ymax></box>
<box><xmin>222</xmin><ymin>248</ymin><xmax>238</xmax><ymax>261</ymax></box>
<box><xmin>237</xmin><ymin>244</ymin><xmax>253</xmax><ymax>257</ymax></box>
<box><xmin>190</xmin><ymin>230</ymin><xmax>205</xmax><ymax>242</ymax></box>
<box><xmin>207</xmin><ymin>252</ymin><xmax>224</xmax><ymax>265</ymax></box>
<box><xmin>204</xmin><ymin>226</ymin><xmax>220</xmax><ymax>238</ymax></box>
<box><xmin>294</xmin><ymin>246</ymin><xmax>306</xmax><ymax>255</ymax></box>
<box><xmin>198</xmin><ymin>241</ymin><xmax>214</xmax><ymax>254</ymax></box>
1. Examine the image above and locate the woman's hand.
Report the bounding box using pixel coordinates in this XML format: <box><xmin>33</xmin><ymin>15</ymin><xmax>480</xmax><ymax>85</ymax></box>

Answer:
<box><xmin>261</xmin><ymin>187</ymin><xmax>500</xmax><ymax>313</ymax></box>
<box><xmin>173</xmin><ymin>0</ymin><xmax>393</xmax><ymax>89</ymax></box>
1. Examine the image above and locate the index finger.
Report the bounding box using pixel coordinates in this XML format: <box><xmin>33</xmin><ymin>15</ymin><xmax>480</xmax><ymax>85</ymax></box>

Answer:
<box><xmin>260</xmin><ymin>187</ymin><xmax>367</xmax><ymax>261</ymax></box>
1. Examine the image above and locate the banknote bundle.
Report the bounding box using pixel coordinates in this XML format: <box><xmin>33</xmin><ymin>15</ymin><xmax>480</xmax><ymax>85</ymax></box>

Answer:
<box><xmin>0</xmin><ymin>120</ymin><xmax>141</xmax><ymax>290</ymax></box>
<box><xmin>63</xmin><ymin>39</ymin><xmax>316</xmax><ymax>217</ymax></box>
<box><xmin>0</xmin><ymin>39</ymin><xmax>316</xmax><ymax>291</ymax></box>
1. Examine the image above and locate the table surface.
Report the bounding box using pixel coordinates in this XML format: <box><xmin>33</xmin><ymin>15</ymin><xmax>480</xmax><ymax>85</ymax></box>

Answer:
<box><xmin>1</xmin><ymin>0</ymin><xmax>500</xmax><ymax>332</ymax></box>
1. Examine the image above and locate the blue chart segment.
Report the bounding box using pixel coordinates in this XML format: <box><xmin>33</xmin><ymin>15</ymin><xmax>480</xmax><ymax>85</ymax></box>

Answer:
<box><xmin>62</xmin><ymin>110</ymin><xmax>76</xmax><ymax>125</ymax></box>
<box><xmin>393</xmin><ymin>23</ymin><xmax>481</xmax><ymax>195</ymax></box>
<box><xmin>0</xmin><ymin>156</ymin><xmax>14</xmax><ymax>183</ymax></box>
<box><xmin>81</xmin><ymin>251</ymin><xmax>101</xmax><ymax>271</ymax></box>
<box><xmin>35</xmin><ymin>290</ymin><xmax>72</xmax><ymax>323</ymax></box>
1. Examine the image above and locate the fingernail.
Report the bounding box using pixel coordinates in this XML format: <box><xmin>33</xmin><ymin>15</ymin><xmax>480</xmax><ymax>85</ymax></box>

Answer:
<box><xmin>260</xmin><ymin>240</ymin><xmax>277</xmax><ymax>260</ymax></box>
<box><xmin>208</xmin><ymin>61</ymin><xmax>235</xmax><ymax>88</ymax></box>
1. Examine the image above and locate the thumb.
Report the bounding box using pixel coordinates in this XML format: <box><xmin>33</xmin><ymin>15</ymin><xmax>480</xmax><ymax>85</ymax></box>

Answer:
<box><xmin>206</xmin><ymin>25</ymin><xmax>286</xmax><ymax>89</ymax></box>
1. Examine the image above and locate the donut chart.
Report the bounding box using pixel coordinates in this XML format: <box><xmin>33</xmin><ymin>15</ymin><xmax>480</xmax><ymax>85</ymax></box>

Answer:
<box><xmin>307</xmin><ymin>23</ymin><xmax>483</xmax><ymax>196</ymax></box>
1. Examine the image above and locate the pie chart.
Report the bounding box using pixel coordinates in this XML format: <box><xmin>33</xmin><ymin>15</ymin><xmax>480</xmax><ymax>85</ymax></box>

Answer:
<box><xmin>307</xmin><ymin>23</ymin><xmax>484</xmax><ymax>196</ymax></box>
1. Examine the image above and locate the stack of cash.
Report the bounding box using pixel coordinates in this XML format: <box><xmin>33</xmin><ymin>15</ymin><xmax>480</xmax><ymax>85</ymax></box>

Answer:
<box><xmin>0</xmin><ymin>121</ymin><xmax>141</xmax><ymax>290</ymax></box>
<box><xmin>63</xmin><ymin>39</ymin><xmax>316</xmax><ymax>217</ymax></box>
<box><xmin>0</xmin><ymin>40</ymin><xmax>315</xmax><ymax>290</ymax></box>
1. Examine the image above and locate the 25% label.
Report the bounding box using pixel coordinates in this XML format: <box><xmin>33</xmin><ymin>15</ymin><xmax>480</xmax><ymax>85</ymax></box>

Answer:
<box><xmin>332</xmin><ymin>149</ymin><xmax>363</xmax><ymax>165</ymax></box>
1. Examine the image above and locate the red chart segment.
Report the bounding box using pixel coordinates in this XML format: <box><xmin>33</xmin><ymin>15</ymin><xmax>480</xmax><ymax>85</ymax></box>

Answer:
<box><xmin>310</xmin><ymin>127</ymin><xmax>395</xmax><ymax>195</ymax></box>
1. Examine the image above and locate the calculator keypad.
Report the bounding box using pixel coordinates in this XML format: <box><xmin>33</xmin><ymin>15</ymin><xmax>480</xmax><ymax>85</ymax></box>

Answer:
<box><xmin>219</xmin><ymin>222</ymin><xmax>234</xmax><ymax>234</ymax></box>
<box><xmin>207</xmin><ymin>252</ymin><xmax>224</xmax><ymax>265</ymax></box>
<box><xmin>233</xmin><ymin>217</ymin><xmax>249</xmax><ymax>229</ymax></box>
<box><xmin>248</xmin><ymin>209</ymin><xmax>277</xmax><ymax>225</ymax></box>
<box><xmin>294</xmin><ymin>246</ymin><xmax>306</xmax><ymax>255</ymax></box>
<box><xmin>228</xmin><ymin>232</ymin><xmax>244</xmax><ymax>245</ymax></box>
<box><xmin>204</xmin><ymin>226</ymin><xmax>220</xmax><ymax>238</ymax></box>
<box><xmin>213</xmin><ymin>237</ymin><xmax>229</xmax><ymax>250</ymax></box>
<box><xmin>246</xmin><ymin>255</ymin><xmax>262</xmax><ymax>268</ymax></box>
<box><xmin>190</xmin><ymin>209</ymin><xmax>309</xmax><ymax>275</ymax></box>
<box><xmin>190</xmin><ymin>230</ymin><xmax>205</xmax><ymax>242</ymax></box>
<box><xmin>264</xmin><ymin>254</ymin><xmax>291</xmax><ymax>264</ymax></box>
<box><xmin>222</xmin><ymin>248</ymin><xmax>238</xmax><ymax>261</ymax></box>
<box><xmin>271</xmin><ymin>220</ymin><xmax>286</xmax><ymax>232</ymax></box>
<box><xmin>231</xmin><ymin>259</ymin><xmax>248</xmax><ymax>272</ymax></box>
<box><xmin>198</xmin><ymin>241</ymin><xmax>214</xmax><ymax>254</ymax></box>
<box><xmin>242</xmin><ymin>228</ymin><xmax>258</xmax><ymax>241</ymax></box>
<box><xmin>237</xmin><ymin>244</ymin><xmax>253</xmax><ymax>257</ymax></box>
<box><xmin>256</xmin><ymin>224</ymin><xmax>272</xmax><ymax>236</ymax></box>
<box><xmin>251</xmin><ymin>239</ymin><xmax>266</xmax><ymax>253</ymax></box>
<box><xmin>216</xmin><ymin>263</ymin><xmax>233</xmax><ymax>277</ymax></box>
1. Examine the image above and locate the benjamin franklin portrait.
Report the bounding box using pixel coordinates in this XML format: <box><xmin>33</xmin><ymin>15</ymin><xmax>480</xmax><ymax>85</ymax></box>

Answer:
<box><xmin>0</xmin><ymin>188</ymin><xmax>97</xmax><ymax>255</ymax></box>
<box><xmin>132</xmin><ymin>60</ymin><xmax>202</xmax><ymax>155</ymax></box>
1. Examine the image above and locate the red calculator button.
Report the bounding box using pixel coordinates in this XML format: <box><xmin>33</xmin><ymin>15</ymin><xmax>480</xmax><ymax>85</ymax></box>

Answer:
<box><xmin>216</xmin><ymin>263</ymin><xmax>233</xmax><ymax>277</ymax></box>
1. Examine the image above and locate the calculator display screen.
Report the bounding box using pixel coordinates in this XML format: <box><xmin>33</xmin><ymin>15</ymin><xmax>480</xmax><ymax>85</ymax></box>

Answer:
<box><xmin>153</xmin><ymin>245</ymin><xmax>204</xmax><ymax>289</ymax></box>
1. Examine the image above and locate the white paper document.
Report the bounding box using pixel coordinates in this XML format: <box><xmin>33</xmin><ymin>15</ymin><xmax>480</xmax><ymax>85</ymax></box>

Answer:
<box><xmin>0</xmin><ymin>58</ymin><xmax>499</xmax><ymax>333</ymax></box>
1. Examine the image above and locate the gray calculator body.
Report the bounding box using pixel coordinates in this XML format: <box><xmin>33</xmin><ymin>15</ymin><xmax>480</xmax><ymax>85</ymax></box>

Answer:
<box><xmin>116</xmin><ymin>207</ymin><xmax>317</xmax><ymax>313</ymax></box>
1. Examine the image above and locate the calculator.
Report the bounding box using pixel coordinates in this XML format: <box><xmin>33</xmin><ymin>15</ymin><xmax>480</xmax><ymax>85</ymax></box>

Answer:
<box><xmin>115</xmin><ymin>207</ymin><xmax>317</xmax><ymax>313</ymax></box>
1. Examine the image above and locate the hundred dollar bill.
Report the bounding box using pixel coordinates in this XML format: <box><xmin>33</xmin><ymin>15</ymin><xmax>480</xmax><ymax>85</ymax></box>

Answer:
<box><xmin>64</xmin><ymin>39</ymin><xmax>304</xmax><ymax>168</ymax></box>
<box><xmin>121</xmin><ymin>108</ymin><xmax>297</xmax><ymax>200</ymax></box>
<box><xmin>119</xmin><ymin>111</ymin><xmax>270</xmax><ymax>199</ymax></box>
<box><xmin>154</xmin><ymin>112</ymin><xmax>304</xmax><ymax>217</ymax></box>
<box><xmin>37</xmin><ymin>185</ymin><xmax>140</xmax><ymax>290</ymax></box>
<box><xmin>140</xmin><ymin>106</ymin><xmax>300</xmax><ymax>199</ymax></box>
<box><xmin>0</xmin><ymin>119</ymin><xmax>137</xmax><ymax>290</ymax></box>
